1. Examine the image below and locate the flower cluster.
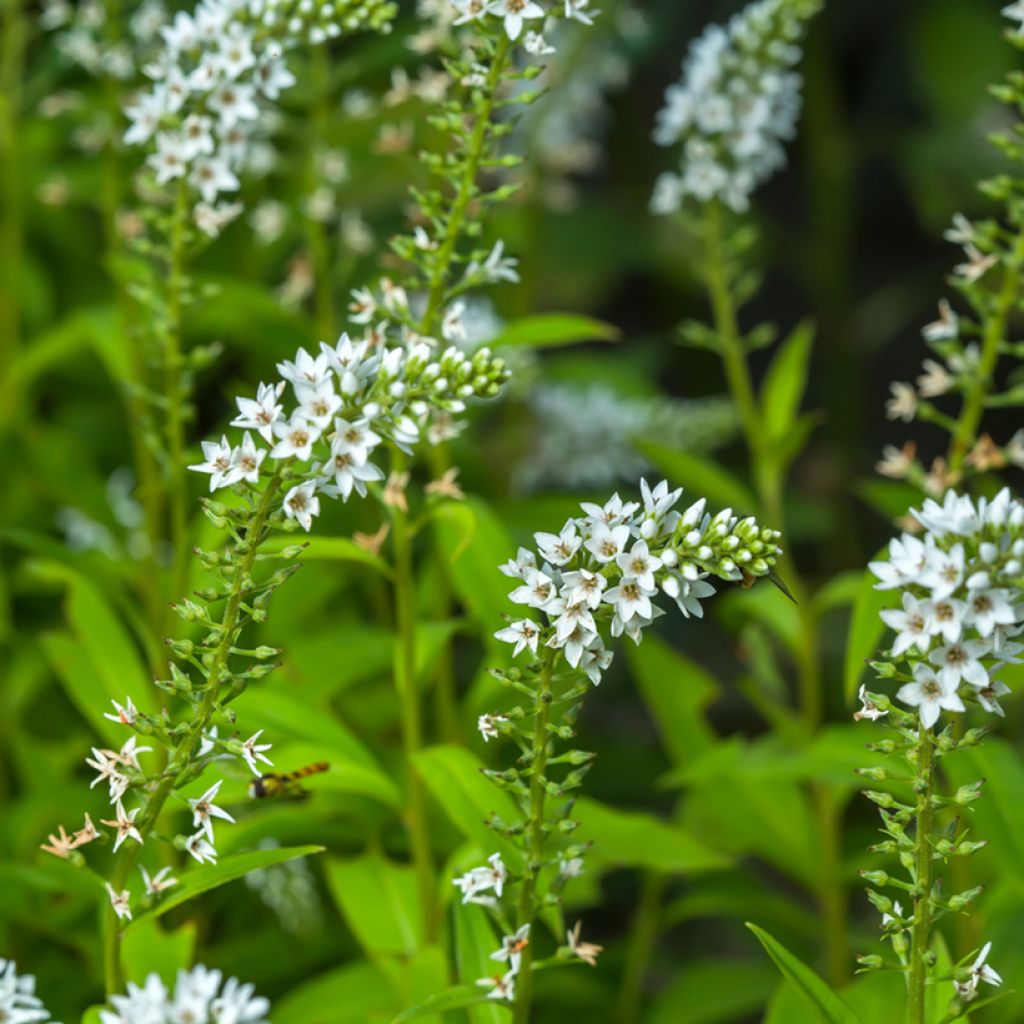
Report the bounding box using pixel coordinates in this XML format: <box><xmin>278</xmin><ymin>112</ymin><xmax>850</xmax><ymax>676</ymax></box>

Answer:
<box><xmin>866</xmin><ymin>488</ymin><xmax>1024</xmax><ymax>729</ymax></box>
<box><xmin>100</xmin><ymin>966</ymin><xmax>268</xmax><ymax>1024</ymax></box>
<box><xmin>651</xmin><ymin>0</ymin><xmax>820</xmax><ymax>214</ymax></box>
<box><xmin>42</xmin><ymin>0</ymin><xmax>166</xmax><ymax>80</ymax></box>
<box><xmin>189</xmin><ymin>332</ymin><xmax>509</xmax><ymax>529</ymax></box>
<box><xmin>516</xmin><ymin>383</ymin><xmax>737</xmax><ymax>491</ymax></box>
<box><xmin>448</xmin><ymin>0</ymin><xmax>598</xmax><ymax>45</ymax></box>
<box><xmin>0</xmin><ymin>959</ymin><xmax>55</xmax><ymax>1024</ymax></box>
<box><xmin>124</xmin><ymin>0</ymin><xmax>396</xmax><ymax>232</ymax></box>
<box><xmin>491</xmin><ymin>479</ymin><xmax>783</xmax><ymax>687</ymax></box>
<box><xmin>881</xmin><ymin>207</ymin><xmax>1024</xmax><ymax>491</ymax></box>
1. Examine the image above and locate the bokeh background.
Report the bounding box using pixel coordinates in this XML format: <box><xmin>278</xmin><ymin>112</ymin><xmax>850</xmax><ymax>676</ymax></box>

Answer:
<box><xmin>3</xmin><ymin>0</ymin><xmax>1024</xmax><ymax>1021</ymax></box>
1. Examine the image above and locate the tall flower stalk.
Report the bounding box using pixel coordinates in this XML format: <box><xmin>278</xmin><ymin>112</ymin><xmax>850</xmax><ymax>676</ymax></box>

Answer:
<box><xmin>341</xmin><ymin>0</ymin><xmax>598</xmax><ymax>933</ymax></box>
<box><xmin>453</xmin><ymin>480</ymin><xmax>783</xmax><ymax>1021</ymax></box>
<box><xmin>856</xmin><ymin>489</ymin><xmax>1024</xmax><ymax>1023</ymax></box>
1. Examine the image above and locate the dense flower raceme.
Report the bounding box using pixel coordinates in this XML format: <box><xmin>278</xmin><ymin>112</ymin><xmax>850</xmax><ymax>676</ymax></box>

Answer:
<box><xmin>454</xmin><ymin>482</ymin><xmax>782</xmax><ymax>1005</ymax></box>
<box><xmin>100</xmin><ymin>967</ymin><xmax>268</xmax><ymax>1024</ymax></box>
<box><xmin>865</xmin><ymin>488</ymin><xmax>1024</xmax><ymax>729</ymax></box>
<box><xmin>651</xmin><ymin>0</ymin><xmax>820</xmax><ymax>214</ymax></box>
<box><xmin>0</xmin><ymin>959</ymin><xmax>56</xmax><ymax>1024</ymax></box>
<box><xmin>122</xmin><ymin>0</ymin><xmax>396</xmax><ymax>232</ymax></box>
<box><xmin>189</xmin><ymin>331</ymin><xmax>509</xmax><ymax>528</ymax></box>
<box><xmin>490</xmin><ymin>479</ymin><xmax>784</xmax><ymax>686</ymax></box>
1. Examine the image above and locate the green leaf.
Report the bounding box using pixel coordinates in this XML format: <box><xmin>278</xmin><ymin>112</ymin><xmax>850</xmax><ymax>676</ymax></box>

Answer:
<box><xmin>843</xmin><ymin>565</ymin><xmax>891</xmax><ymax>701</ymax></box>
<box><xmin>636</xmin><ymin>441</ymin><xmax>757</xmax><ymax>514</ymax></box>
<box><xmin>29</xmin><ymin>561</ymin><xmax>154</xmax><ymax>719</ymax></box>
<box><xmin>324</xmin><ymin>853</ymin><xmax>423</xmax><ymax>959</ymax></box>
<box><xmin>239</xmin><ymin>687</ymin><xmax>399</xmax><ymax>806</ymax></box>
<box><xmin>454</xmin><ymin>903</ymin><xmax>504</xmax><ymax>1024</ymax></box>
<box><xmin>124</xmin><ymin>845</ymin><xmax>324</xmax><ymax>930</ymax></box>
<box><xmin>122</xmin><ymin>919</ymin><xmax>196</xmax><ymax>987</ymax></box>
<box><xmin>747</xmin><ymin>923</ymin><xmax>862</xmax><ymax>1024</ymax></box>
<box><xmin>812</xmin><ymin>571</ymin><xmax>864</xmax><ymax>615</ymax></box>
<box><xmin>391</xmin><ymin>986</ymin><xmax>500</xmax><ymax>1023</ymax></box>
<box><xmin>487</xmin><ymin>313</ymin><xmax>619</xmax><ymax>350</ymax></box>
<box><xmin>624</xmin><ymin>635</ymin><xmax>718</xmax><ymax>769</ymax></box>
<box><xmin>649</xmin><ymin>959</ymin><xmax>778</xmax><ymax>1024</ymax></box>
<box><xmin>574</xmin><ymin>798</ymin><xmax>729</xmax><ymax>874</ymax></box>
<box><xmin>413</xmin><ymin>745</ymin><xmax>522</xmax><ymax>868</ymax></box>
<box><xmin>264</xmin><ymin>535</ymin><xmax>392</xmax><ymax>578</ymax></box>
<box><xmin>761</xmin><ymin>321</ymin><xmax>815</xmax><ymax>443</ymax></box>
<box><xmin>274</xmin><ymin>962</ymin><xmax>398</xmax><ymax>1024</ymax></box>
<box><xmin>432</xmin><ymin>499</ymin><xmax>515</xmax><ymax>632</ymax></box>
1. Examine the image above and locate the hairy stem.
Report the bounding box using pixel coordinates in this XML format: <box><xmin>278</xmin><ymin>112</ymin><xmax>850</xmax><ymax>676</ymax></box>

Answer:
<box><xmin>389</xmin><ymin>450</ymin><xmax>436</xmax><ymax>939</ymax></box>
<box><xmin>906</xmin><ymin>729</ymin><xmax>935</xmax><ymax>1024</ymax></box>
<box><xmin>102</xmin><ymin>470</ymin><xmax>283</xmax><ymax>994</ymax></box>
<box><xmin>512</xmin><ymin>653</ymin><xmax>555</xmax><ymax>1024</ymax></box>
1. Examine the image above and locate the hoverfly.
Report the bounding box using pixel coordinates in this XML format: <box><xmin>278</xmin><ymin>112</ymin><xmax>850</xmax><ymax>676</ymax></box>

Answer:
<box><xmin>248</xmin><ymin>761</ymin><xmax>329</xmax><ymax>799</ymax></box>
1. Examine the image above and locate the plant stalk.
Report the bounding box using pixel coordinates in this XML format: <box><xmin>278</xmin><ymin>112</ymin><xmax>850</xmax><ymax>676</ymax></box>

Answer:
<box><xmin>389</xmin><ymin>450</ymin><xmax>436</xmax><ymax>940</ymax></box>
<box><xmin>511</xmin><ymin>653</ymin><xmax>555</xmax><ymax>1024</ymax></box>
<box><xmin>906</xmin><ymin>728</ymin><xmax>935</xmax><ymax>1024</ymax></box>
<box><xmin>102</xmin><ymin>470</ymin><xmax>283</xmax><ymax>994</ymax></box>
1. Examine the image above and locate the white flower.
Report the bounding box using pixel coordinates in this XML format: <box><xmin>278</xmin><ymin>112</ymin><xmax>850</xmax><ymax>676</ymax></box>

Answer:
<box><xmin>964</xmin><ymin>589</ymin><xmax>1016</xmax><ymax>638</ymax></box>
<box><xmin>86</xmin><ymin>748</ymin><xmax>130</xmax><ymax>804</ymax></box>
<box><xmin>190</xmin><ymin>156</ymin><xmax>239</xmax><ymax>204</ymax></box>
<box><xmin>494</xmin><ymin>619</ymin><xmax>540</xmax><ymax>656</ymax></box>
<box><xmin>105</xmin><ymin>883</ymin><xmax>133</xmax><ymax>922</ymax></box>
<box><xmin>853</xmin><ymin>684</ymin><xmax>888</xmax><ymax>722</ymax></box>
<box><xmin>208</xmin><ymin>81</ymin><xmax>259</xmax><ymax>128</ymax></box>
<box><xmin>897</xmin><ymin>663</ymin><xmax>965</xmax><ymax>729</ymax></box>
<box><xmin>928</xmin><ymin>640</ymin><xmax>989</xmax><ymax>691</ymax></box>
<box><xmin>499</xmin><ymin>547</ymin><xmax>537</xmax><ymax>580</ymax></box>
<box><xmin>112</xmin><ymin>736</ymin><xmax>152</xmax><ymax>771</ymax></box>
<box><xmin>277</xmin><ymin>346</ymin><xmax>331</xmax><ymax>394</ymax></box>
<box><xmin>466</xmin><ymin>240</ymin><xmax>519</xmax><ymax>284</ymax></box>
<box><xmin>509</xmin><ymin>567</ymin><xmax>558</xmax><ymax>609</ymax></box>
<box><xmin>880</xmin><ymin>592</ymin><xmax>933</xmax><ymax>656</ymax></box>
<box><xmin>185</xmin><ymin>832</ymin><xmax>218</xmax><ymax>864</ymax></box>
<box><xmin>476</xmin><ymin>971</ymin><xmax>516</xmax><ymax>1002</ymax></box>
<box><xmin>453</xmin><ymin>853</ymin><xmax>507</xmax><ymax>905</ymax></box>
<box><xmin>452</xmin><ymin>0</ymin><xmax>489</xmax><ymax>25</ymax></box>
<box><xmin>298</xmin><ymin>379</ymin><xmax>343</xmax><ymax>430</ymax></box>
<box><xmin>148</xmin><ymin>131</ymin><xmax>189</xmax><ymax>184</ymax></box>
<box><xmin>956</xmin><ymin>941</ymin><xmax>1002</xmax><ymax>1001</ymax></box>
<box><xmin>585</xmin><ymin>521</ymin><xmax>630</xmax><ymax>563</ymax></box>
<box><xmin>976</xmin><ymin>678</ymin><xmax>1011</xmax><ymax>717</ymax></box>
<box><xmin>616</xmin><ymin>540</ymin><xmax>663</xmax><ymax>591</ymax></box>
<box><xmin>920</xmin><ymin>543</ymin><xmax>965</xmax><ymax>601</ymax></box>
<box><xmin>922</xmin><ymin>299</ymin><xmax>958</xmax><ymax>342</ymax></box>
<box><xmin>490</xmin><ymin>924</ymin><xmax>530</xmax><ymax>973</ymax></box>
<box><xmin>885</xmin><ymin>382</ymin><xmax>918</xmax><ymax>423</ymax></box>
<box><xmin>194</xmin><ymin>200</ymin><xmax>243</xmax><ymax>237</ymax></box>
<box><xmin>104</xmin><ymin>696</ymin><xmax>138</xmax><ymax>726</ymax></box>
<box><xmin>283</xmin><ymin>481</ymin><xmax>321</xmax><ymax>532</ymax></box>
<box><xmin>602</xmin><ymin>578</ymin><xmax>655</xmax><ymax>623</ymax></box>
<box><xmin>189</xmin><ymin>436</ymin><xmax>237</xmax><ymax>490</ymax></box>
<box><xmin>561</xmin><ymin>568</ymin><xmax>607</xmax><ymax>609</ymax></box>
<box><xmin>478</xmin><ymin>714</ymin><xmax>508</xmax><ymax>742</ymax></box>
<box><xmin>101</xmin><ymin>801</ymin><xmax>144</xmax><ymax>852</ymax></box>
<box><xmin>325</xmin><ymin>448</ymin><xmax>384</xmax><ymax>501</ymax></box>
<box><xmin>564</xmin><ymin>0</ymin><xmax>598</xmax><ymax>25</ymax></box>
<box><xmin>523</xmin><ymin>30</ymin><xmax>555</xmax><ymax>55</ymax></box>
<box><xmin>922</xmin><ymin>597</ymin><xmax>965</xmax><ymax>645</ymax></box>
<box><xmin>240</xmin><ymin>730</ymin><xmax>273</xmax><ymax>775</ymax></box>
<box><xmin>330</xmin><ymin>417</ymin><xmax>381</xmax><ymax>463</ymax></box>
<box><xmin>188</xmin><ymin>779</ymin><xmax>236</xmax><ymax>842</ymax></box>
<box><xmin>140</xmin><ymin>865</ymin><xmax>178</xmax><ymax>897</ymax></box>
<box><xmin>270</xmin><ymin>414</ymin><xmax>322</xmax><ymax>461</ymax></box>
<box><xmin>535</xmin><ymin>523</ymin><xmax>581</xmax><ymax>566</ymax></box>
<box><xmin>231</xmin><ymin>382</ymin><xmax>284</xmax><ymax>443</ymax></box>
<box><xmin>487</xmin><ymin>0</ymin><xmax>544</xmax><ymax>41</ymax></box>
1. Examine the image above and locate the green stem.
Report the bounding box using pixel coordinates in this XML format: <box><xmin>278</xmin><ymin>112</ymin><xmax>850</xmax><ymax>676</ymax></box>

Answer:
<box><xmin>947</xmin><ymin>233</ymin><xmax>1024</xmax><ymax>473</ymax></box>
<box><xmin>390</xmin><ymin>450</ymin><xmax>436</xmax><ymax>940</ymax></box>
<box><xmin>906</xmin><ymin>729</ymin><xmax>935</xmax><ymax>1024</ymax></box>
<box><xmin>418</xmin><ymin>35</ymin><xmax>511</xmax><ymax>337</ymax></box>
<box><xmin>165</xmin><ymin>180</ymin><xmax>191</xmax><ymax>612</ymax></box>
<box><xmin>703</xmin><ymin>201</ymin><xmax>847</xmax><ymax>983</ymax></box>
<box><xmin>617</xmin><ymin>872</ymin><xmax>668</xmax><ymax>1024</ymax></box>
<box><xmin>102</xmin><ymin>470</ymin><xmax>283</xmax><ymax>994</ymax></box>
<box><xmin>511</xmin><ymin>653</ymin><xmax>555</xmax><ymax>1024</ymax></box>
